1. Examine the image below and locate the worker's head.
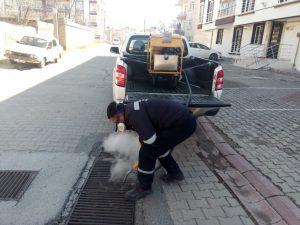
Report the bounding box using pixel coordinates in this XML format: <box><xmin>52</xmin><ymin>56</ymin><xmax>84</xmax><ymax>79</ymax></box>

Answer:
<box><xmin>107</xmin><ymin>101</ymin><xmax>125</xmax><ymax>124</ymax></box>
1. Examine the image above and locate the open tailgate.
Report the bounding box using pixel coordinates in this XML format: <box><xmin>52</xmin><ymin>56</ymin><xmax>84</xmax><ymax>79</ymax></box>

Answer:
<box><xmin>126</xmin><ymin>92</ymin><xmax>230</xmax><ymax>108</ymax></box>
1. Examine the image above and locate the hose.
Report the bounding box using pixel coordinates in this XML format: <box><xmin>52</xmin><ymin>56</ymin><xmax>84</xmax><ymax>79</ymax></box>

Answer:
<box><xmin>122</xmin><ymin>57</ymin><xmax>213</xmax><ymax>182</ymax></box>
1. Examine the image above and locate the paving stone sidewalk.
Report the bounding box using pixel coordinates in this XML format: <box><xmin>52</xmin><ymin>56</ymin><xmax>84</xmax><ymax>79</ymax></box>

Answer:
<box><xmin>160</xmin><ymin>132</ymin><xmax>255</xmax><ymax>225</ymax></box>
<box><xmin>209</xmin><ymin>63</ymin><xmax>300</xmax><ymax>206</ymax></box>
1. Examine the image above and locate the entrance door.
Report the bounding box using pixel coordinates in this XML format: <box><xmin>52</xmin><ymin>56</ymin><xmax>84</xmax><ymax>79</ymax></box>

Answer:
<box><xmin>267</xmin><ymin>21</ymin><xmax>284</xmax><ymax>59</ymax></box>
<box><xmin>231</xmin><ymin>27</ymin><xmax>243</xmax><ymax>54</ymax></box>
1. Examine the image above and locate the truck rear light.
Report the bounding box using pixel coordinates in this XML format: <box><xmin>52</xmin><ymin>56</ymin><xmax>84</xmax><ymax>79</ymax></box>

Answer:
<box><xmin>215</xmin><ymin>69</ymin><xmax>224</xmax><ymax>90</ymax></box>
<box><xmin>115</xmin><ymin>65</ymin><xmax>126</xmax><ymax>87</ymax></box>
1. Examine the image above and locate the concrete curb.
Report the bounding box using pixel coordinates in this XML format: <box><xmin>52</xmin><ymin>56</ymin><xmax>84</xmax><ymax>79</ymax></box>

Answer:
<box><xmin>53</xmin><ymin>141</ymin><xmax>103</xmax><ymax>225</ymax></box>
<box><xmin>198</xmin><ymin>117</ymin><xmax>300</xmax><ymax>225</ymax></box>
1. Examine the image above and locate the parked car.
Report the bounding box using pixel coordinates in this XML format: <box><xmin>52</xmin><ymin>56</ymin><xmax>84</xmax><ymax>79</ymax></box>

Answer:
<box><xmin>5</xmin><ymin>35</ymin><xmax>63</xmax><ymax>68</ymax></box>
<box><xmin>112</xmin><ymin>37</ymin><xmax>120</xmax><ymax>46</ymax></box>
<box><xmin>189</xmin><ymin>42</ymin><xmax>222</xmax><ymax>61</ymax></box>
<box><xmin>109</xmin><ymin>34</ymin><xmax>230</xmax><ymax>117</ymax></box>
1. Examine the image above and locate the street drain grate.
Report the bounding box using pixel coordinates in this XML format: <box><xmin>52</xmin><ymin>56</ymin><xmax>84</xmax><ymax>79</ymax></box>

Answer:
<box><xmin>67</xmin><ymin>152</ymin><xmax>135</xmax><ymax>225</ymax></box>
<box><xmin>0</xmin><ymin>170</ymin><xmax>38</xmax><ymax>201</ymax></box>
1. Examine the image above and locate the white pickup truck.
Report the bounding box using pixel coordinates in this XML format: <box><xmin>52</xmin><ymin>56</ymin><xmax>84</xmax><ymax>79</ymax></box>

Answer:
<box><xmin>5</xmin><ymin>35</ymin><xmax>63</xmax><ymax>68</ymax></box>
<box><xmin>110</xmin><ymin>34</ymin><xmax>230</xmax><ymax>117</ymax></box>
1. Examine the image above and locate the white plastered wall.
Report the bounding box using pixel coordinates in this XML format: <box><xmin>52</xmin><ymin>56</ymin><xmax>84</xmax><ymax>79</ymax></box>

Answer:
<box><xmin>211</xmin><ymin>26</ymin><xmax>234</xmax><ymax>57</ymax></box>
<box><xmin>279</xmin><ymin>20</ymin><xmax>300</xmax><ymax>63</ymax></box>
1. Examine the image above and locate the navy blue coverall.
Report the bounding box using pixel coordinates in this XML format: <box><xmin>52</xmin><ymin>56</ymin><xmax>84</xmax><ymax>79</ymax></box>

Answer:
<box><xmin>124</xmin><ymin>99</ymin><xmax>197</xmax><ymax>190</ymax></box>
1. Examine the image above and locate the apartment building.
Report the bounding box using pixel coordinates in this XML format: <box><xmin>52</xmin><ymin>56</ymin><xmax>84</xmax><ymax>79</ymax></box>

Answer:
<box><xmin>178</xmin><ymin>0</ymin><xmax>300</xmax><ymax>71</ymax></box>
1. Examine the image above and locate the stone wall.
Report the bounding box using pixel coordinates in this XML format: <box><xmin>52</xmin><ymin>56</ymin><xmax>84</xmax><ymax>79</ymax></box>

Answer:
<box><xmin>58</xmin><ymin>18</ymin><xmax>94</xmax><ymax>50</ymax></box>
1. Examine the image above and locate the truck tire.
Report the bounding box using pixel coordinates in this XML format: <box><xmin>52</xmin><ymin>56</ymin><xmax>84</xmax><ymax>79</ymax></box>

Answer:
<box><xmin>9</xmin><ymin>59</ymin><xmax>16</xmax><ymax>64</ymax></box>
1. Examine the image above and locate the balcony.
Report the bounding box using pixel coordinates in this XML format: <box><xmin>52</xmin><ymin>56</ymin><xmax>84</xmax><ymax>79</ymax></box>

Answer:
<box><xmin>274</xmin><ymin>0</ymin><xmax>300</xmax><ymax>7</ymax></box>
<box><xmin>218</xmin><ymin>2</ymin><xmax>236</xmax><ymax>19</ymax></box>
<box><xmin>215</xmin><ymin>1</ymin><xmax>236</xmax><ymax>26</ymax></box>
<box><xmin>89</xmin><ymin>10</ymin><xmax>97</xmax><ymax>15</ymax></box>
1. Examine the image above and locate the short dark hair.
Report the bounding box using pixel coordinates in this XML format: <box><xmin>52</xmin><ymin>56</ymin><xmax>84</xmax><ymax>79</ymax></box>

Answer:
<box><xmin>107</xmin><ymin>101</ymin><xmax>117</xmax><ymax>119</ymax></box>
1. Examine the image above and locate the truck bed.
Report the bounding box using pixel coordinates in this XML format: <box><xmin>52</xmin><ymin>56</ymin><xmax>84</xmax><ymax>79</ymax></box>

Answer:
<box><xmin>126</xmin><ymin>79</ymin><xmax>230</xmax><ymax>108</ymax></box>
<box><xmin>126</xmin><ymin>79</ymin><xmax>207</xmax><ymax>95</ymax></box>
<box><xmin>123</xmin><ymin>54</ymin><xmax>230</xmax><ymax>108</ymax></box>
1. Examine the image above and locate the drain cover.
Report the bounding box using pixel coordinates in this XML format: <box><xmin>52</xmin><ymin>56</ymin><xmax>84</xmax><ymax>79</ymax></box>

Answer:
<box><xmin>0</xmin><ymin>170</ymin><xmax>38</xmax><ymax>201</ymax></box>
<box><xmin>67</xmin><ymin>152</ymin><xmax>135</xmax><ymax>225</ymax></box>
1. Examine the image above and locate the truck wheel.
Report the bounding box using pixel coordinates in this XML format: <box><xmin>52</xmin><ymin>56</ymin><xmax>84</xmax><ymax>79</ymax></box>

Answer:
<box><xmin>39</xmin><ymin>58</ymin><xmax>46</xmax><ymax>68</ymax></box>
<box><xmin>9</xmin><ymin>59</ymin><xmax>16</xmax><ymax>64</ymax></box>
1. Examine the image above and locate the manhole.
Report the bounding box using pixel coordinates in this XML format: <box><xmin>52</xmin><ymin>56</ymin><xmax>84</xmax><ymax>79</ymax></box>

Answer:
<box><xmin>67</xmin><ymin>152</ymin><xmax>135</xmax><ymax>225</ymax></box>
<box><xmin>0</xmin><ymin>170</ymin><xmax>38</xmax><ymax>201</ymax></box>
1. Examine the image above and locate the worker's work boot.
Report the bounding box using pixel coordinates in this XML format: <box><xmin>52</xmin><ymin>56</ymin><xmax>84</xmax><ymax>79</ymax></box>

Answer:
<box><xmin>160</xmin><ymin>171</ymin><xmax>184</xmax><ymax>183</ymax></box>
<box><xmin>125</xmin><ymin>186</ymin><xmax>151</xmax><ymax>200</ymax></box>
<box><xmin>159</xmin><ymin>153</ymin><xmax>184</xmax><ymax>182</ymax></box>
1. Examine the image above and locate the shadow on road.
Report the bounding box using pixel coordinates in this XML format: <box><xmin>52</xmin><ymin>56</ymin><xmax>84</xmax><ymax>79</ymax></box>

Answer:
<box><xmin>0</xmin><ymin>58</ymin><xmax>40</xmax><ymax>71</ymax></box>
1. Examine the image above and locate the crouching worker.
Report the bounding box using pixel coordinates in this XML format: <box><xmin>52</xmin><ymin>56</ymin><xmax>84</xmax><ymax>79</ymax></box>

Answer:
<box><xmin>106</xmin><ymin>99</ymin><xmax>196</xmax><ymax>200</ymax></box>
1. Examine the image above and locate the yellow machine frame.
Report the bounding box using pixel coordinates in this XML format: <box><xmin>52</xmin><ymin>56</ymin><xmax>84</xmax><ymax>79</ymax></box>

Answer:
<box><xmin>147</xmin><ymin>34</ymin><xmax>184</xmax><ymax>76</ymax></box>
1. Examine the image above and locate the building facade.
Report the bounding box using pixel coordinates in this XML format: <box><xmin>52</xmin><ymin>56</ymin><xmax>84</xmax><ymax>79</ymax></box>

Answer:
<box><xmin>177</xmin><ymin>0</ymin><xmax>300</xmax><ymax>71</ymax></box>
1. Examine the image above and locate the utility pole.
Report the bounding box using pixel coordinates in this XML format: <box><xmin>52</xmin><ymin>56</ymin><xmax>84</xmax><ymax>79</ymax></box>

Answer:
<box><xmin>42</xmin><ymin>0</ymin><xmax>47</xmax><ymax>20</ymax></box>
<box><xmin>144</xmin><ymin>19</ymin><xmax>145</xmax><ymax>32</ymax></box>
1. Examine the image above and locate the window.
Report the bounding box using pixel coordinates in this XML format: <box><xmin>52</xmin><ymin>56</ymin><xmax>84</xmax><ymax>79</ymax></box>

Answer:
<box><xmin>206</xmin><ymin>0</ymin><xmax>214</xmax><ymax>23</ymax></box>
<box><xmin>241</xmin><ymin>0</ymin><xmax>255</xmax><ymax>13</ymax></box>
<box><xmin>52</xmin><ymin>40</ymin><xmax>57</xmax><ymax>47</ymax></box>
<box><xmin>190</xmin><ymin>1</ymin><xmax>195</xmax><ymax>11</ymax></box>
<box><xmin>127</xmin><ymin>36</ymin><xmax>148</xmax><ymax>55</ymax></box>
<box><xmin>19</xmin><ymin>36</ymin><xmax>47</xmax><ymax>48</ymax></box>
<box><xmin>216</xmin><ymin>29</ymin><xmax>224</xmax><ymax>44</ymax></box>
<box><xmin>199</xmin><ymin>3</ymin><xmax>204</xmax><ymax>24</ymax></box>
<box><xmin>278</xmin><ymin>0</ymin><xmax>288</xmax><ymax>2</ymax></box>
<box><xmin>199</xmin><ymin>44</ymin><xmax>210</xmax><ymax>50</ymax></box>
<box><xmin>188</xmin><ymin>19</ymin><xmax>193</xmax><ymax>30</ymax></box>
<box><xmin>251</xmin><ymin>23</ymin><xmax>265</xmax><ymax>44</ymax></box>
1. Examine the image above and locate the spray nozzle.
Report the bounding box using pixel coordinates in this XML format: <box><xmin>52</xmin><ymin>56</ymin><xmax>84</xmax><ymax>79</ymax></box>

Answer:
<box><xmin>117</xmin><ymin>123</ymin><xmax>126</xmax><ymax>132</ymax></box>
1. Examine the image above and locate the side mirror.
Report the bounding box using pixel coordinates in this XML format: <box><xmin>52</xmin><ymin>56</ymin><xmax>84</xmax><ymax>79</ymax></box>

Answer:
<box><xmin>16</xmin><ymin>41</ymin><xmax>20</xmax><ymax>43</ymax></box>
<box><xmin>110</xmin><ymin>46</ymin><xmax>119</xmax><ymax>54</ymax></box>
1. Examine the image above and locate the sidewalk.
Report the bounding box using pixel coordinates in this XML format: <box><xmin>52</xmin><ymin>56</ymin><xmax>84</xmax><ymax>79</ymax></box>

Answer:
<box><xmin>136</xmin><ymin>122</ymin><xmax>254</xmax><ymax>225</ymax></box>
<box><xmin>136</xmin><ymin>62</ymin><xmax>300</xmax><ymax>225</ymax></box>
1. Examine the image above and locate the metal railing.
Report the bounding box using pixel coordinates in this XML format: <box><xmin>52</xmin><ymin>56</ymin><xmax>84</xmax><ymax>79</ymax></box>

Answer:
<box><xmin>236</xmin><ymin>43</ymin><xmax>294</xmax><ymax>69</ymax></box>
<box><xmin>218</xmin><ymin>2</ymin><xmax>236</xmax><ymax>19</ymax></box>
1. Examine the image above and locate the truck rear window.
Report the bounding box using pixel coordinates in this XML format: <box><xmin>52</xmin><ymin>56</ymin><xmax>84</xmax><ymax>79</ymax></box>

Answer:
<box><xmin>127</xmin><ymin>36</ymin><xmax>148</xmax><ymax>55</ymax></box>
<box><xmin>126</xmin><ymin>35</ymin><xmax>188</xmax><ymax>57</ymax></box>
